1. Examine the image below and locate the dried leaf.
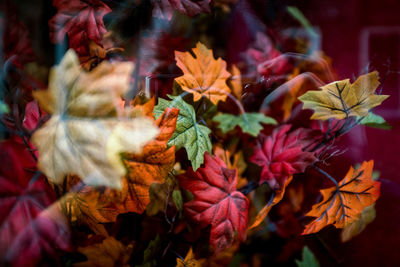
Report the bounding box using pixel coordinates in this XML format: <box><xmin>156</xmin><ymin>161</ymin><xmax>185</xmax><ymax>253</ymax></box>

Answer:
<box><xmin>248</xmin><ymin>176</ymin><xmax>293</xmax><ymax>229</ymax></box>
<box><xmin>303</xmin><ymin>161</ymin><xmax>380</xmax><ymax>234</ymax></box>
<box><xmin>175</xmin><ymin>42</ymin><xmax>231</xmax><ymax>105</ymax></box>
<box><xmin>177</xmin><ymin>153</ymin><xmax>249</xmax><ymax>253</ymax></box>
<box><xmin>154</xmin><ymin>95</ymin><xmax>212</xmax><ymax>170</ymax></box>
<box><xmin>299</xmin><ymin>71</ymin><xmax>389</xmax><ymax>120</ymax></box>
<box><xmin>32</xmin><ymin>50</ymin><xmax>158</xmax><ymax>189</ymax></box>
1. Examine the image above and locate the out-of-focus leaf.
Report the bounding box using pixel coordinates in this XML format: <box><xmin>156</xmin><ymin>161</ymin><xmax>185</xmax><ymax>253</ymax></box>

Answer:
<box><xmin>154</xmin><ymin>95</ymin><xmax>212</xmax><ymax>170</ymax></box>
<box><xmin>295</xmin><ymin>246</ymin><xmax>319</xmax><ymax>267</ymax></box>
<box><xmin>299</xmin><ymin>71</ymin><xmax>389</xmax><ymax>120</ymax></box>
<box><xmin>176</xmin><ymin>247</ymin><xmax>200</xmax><ymax>267</ymax></box>
<box><xmin>136</xmin><ymin>235</ymin><xmax>161</xmax><ymax>267</ymax></box>
<box><xmin>32</xmin><ymin>50</ymin><xmax>158</xmax><ymax>189</ymax></box>
<box><xmin>213</xmin><ymin>112</ymin><xmax>277</xmax><ymax>137</ymax></box>
<box><xmin>0</xmin><ymin>140</ymin><xmax>70</xmax><ymax>266</ymax></box>
<box><xmin>174</xmin><ymin>42</ymin><xmax>231</xmax><ymax>105</ymax></box>
<box><xmin>341</xmin><ymin>204</ymin><xmax>376</xmax><ymax>242</ymax></box>
<box><xmin>172</xmin><ymin>190</ymin><xmax>183</xmax><ymax>211</ymax></box>
<box><xmin>358</xmin><ymin>112</ymin><xmax>391</xmax><ymax>130</ymax></box>
<box><xmin>75</xmin><ymin>237</ymin><xmax>133</xmax><ymax>267</ymax></box>
<box><xmin>303</xmin><ymin>161</ymin><xmax>380</xmax><ymax>234</ymax></box>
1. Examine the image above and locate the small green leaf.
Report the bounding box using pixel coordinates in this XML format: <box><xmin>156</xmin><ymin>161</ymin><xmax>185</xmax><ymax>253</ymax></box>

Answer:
<box><xmin>0</xmin><ymin>100</ymin><xmax>9</xmax><ymax>115</ymax></box>
<box><xmin>359</xmin><ymin>112</ymin><xmax>391</xmax><ymax>130</ymax></box>
<box><xmin>172</xmin><ymin>189</ymin><xmax>183</xmax><ymax>211</ymax></box>
<box><xmin>154</xmin><ymin>95</ymin><xmax>212</xmax><ymax>170</ymax></box>
<box><xmin>136</xmin><ymin>235</ymin><xmax>161</xmax><ymax>267</ymax></box>
<box><xmin>296</xmin><ymin>246</ymin><xmax>319</xmax><ymax>267</ymax></box>
<box><xmin>213</xmin><ymin>113</ymin><xmax>277</xmax><ymax>137</ymax></box>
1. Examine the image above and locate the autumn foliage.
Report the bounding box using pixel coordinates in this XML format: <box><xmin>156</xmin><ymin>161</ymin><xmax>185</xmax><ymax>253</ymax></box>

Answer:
<box><xmin>0</xmin><ymin>1</ymin><xmax>390</xmax><ymax>266</ymax></box>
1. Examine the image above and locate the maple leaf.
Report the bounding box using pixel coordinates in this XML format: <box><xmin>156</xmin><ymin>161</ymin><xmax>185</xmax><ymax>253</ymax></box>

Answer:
<box><xmin>296</xmin><ymin>246</ymin><xmax>320</xmax><ymax>267</ymax></box>
<box><xmin>32</xmin><ymin>50</ymin><xmax>158</xmax><ymax>189</ymax></box>
<box><xmin>213</xmin><ymin>146</ymin><xmax>247</xmax><ymax>189</ymax></box>
<box><xmin>302</xmin><ymin>161</ymin><xmax>380</xmax><ymax>235</ymax></box>
<box><xmin>248</xmin><ymin>175</ymin><xmax>293</xmax><ymax>229</ymax></box>
<box><xmin>177</xmin><ymin>153</ymin><xmax>249</xmax><ymax>253</ymax></box>
<box><xmin>213</xmin><ymin>112</ymin><xmax>277</xmax><ymax>137</ymax></box>
<box><xmin>341</xmin><ymin>204</ymin><xmax>376</xmax><ymax>242</ymax></box>
<box><xmin>49</xmin><ymin>0</ymin><xmax>111</xmax><ymax>56</ymax></box>
<box><xmin>243</xmin><ymin>32</ymin><xmax>289</xmax><ymax>78</ymax></box>
<box><xmin>299</xmin><ymin>71</ymin><xmax>389</xmax><ymax>120</ymax></box>
<box><xmin>176</xmin><ymin>247</ymin><xmax>200</xmax><ymax>267</ymax></box>
<box><xmin>175</xmin><ymin>42</ymin><xmax>231</xmax><ymax>105</ymax></box>
<box><xmin>153</xmin><ymin>0</ymin><xmax>210</xmax><ymax>19</ymax></box>
<box><xmin>0</xmin><ymin>140</ymin><xmax>70</xmax><ymax>266</ymax></box>
<box><xmin>75</xmin><ymin>237</ymin><xmax>133</xmax><ymax>267</ymax></box>
<box><xmin>249</xmin><ymin>125</ymin><xmax>316</xmax><ymax>189</ymax></box>
<box><xmin>154</xmin><ymin>95</ymin><xmax>212</xmax><ymax>171</ymax></box>
<box><xmin>119</xmin><ymin>107</ymin><xmax>179</xmax><ymax>214</ymax></box>
<box><xmin>63</xmin><ymin>107</ymin><xmax>179</xmax><ymax>228</ymax></box>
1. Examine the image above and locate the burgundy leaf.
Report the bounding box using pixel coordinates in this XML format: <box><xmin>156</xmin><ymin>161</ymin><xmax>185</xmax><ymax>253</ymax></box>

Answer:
<box><xmin>49</xmin><ymin>0</ymin><xmax>111</xmax><ymax>56</ymax></box>
<box><xmin>250</xmin><ymin>125</ymin><xmax>316</xmax><ymax>189</ymax></box>
<box><xmin>178</xmin><ymin>153</ymin><xmax>249</xmax><ymax>253</ymax></box>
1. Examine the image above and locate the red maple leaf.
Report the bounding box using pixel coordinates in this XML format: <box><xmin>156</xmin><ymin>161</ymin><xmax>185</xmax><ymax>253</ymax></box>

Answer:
<box><xmin>153</xmin><ymin>0</ymin><xmax>210</xmax><ymax>20</ymax></box>
<box><xmin>0</xmin><ymin>140</ymin><xmax>70</xmax><ymax>266</ymax></box>
<box><xmin>49</xmin><ymin>0</ymin><xmax>111</xmax><ymax>56</ymax></box>
<box><xmin>177</xmin><ymin>153</ymin><xmax>249</xmax><ymax>253</ymax></box>
<box><xmin>250</xmin><ymin>125</ymin><xmax>316</xmax><ymax>189</ymax></box>
<box><xmin>243</xmin><ymin>32</ymin><xmax>291</xmax><ymax>80</ymax></box>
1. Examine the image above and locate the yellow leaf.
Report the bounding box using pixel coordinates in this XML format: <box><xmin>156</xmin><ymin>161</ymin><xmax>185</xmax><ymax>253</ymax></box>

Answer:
<box><xmin>299</xmin><ymin>71</ymin><xmax>389</xmax><ymax>120</ymax></box>
<box><xmin>176</xmin><ymin>247</ymin><xmax>200</xmax><ymax>267</ymax></box>
<box><xmin>32</xmin><ymin>50</ymin><xmax>158</xmax><ymax>189</ymax></box>
<box><xmin>175</xmin><ymin>42</ymin><xmax>231</xmax><ymax>105</ymax></box>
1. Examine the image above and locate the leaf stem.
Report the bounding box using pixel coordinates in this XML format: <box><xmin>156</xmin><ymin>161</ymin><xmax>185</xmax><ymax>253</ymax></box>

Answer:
<box><xmin>312</xmin><ymin>164</ymin><xmax>339</xmax><ymax>189</ymax></box>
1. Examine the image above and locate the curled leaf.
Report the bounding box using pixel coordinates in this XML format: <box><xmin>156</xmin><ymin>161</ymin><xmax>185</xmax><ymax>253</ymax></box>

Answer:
<box><xmin>248</xmin><ymin>176</ymin><xmax>293</xmax><ymax>230</ymax></box>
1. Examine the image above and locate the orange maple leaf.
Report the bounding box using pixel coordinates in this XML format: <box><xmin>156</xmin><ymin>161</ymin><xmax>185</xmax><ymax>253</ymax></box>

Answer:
<box><xmin>111</xmin><ymin>107</ymin><xmax>179</xmax><ymax>216</ymax></box>
<box><xmin>63</xmin><ymin>107</ymin><xmax>179</xmax><ymax>229</ymax></box>
<box><xmin>303</xmin><ymin>160</ymin><xmax>380</xmax><ymax>234</ymax></box>
<box><xmin>175</xmin><ymin>42</ymin><xmax>231</xmax><ymax>105</ymax></box>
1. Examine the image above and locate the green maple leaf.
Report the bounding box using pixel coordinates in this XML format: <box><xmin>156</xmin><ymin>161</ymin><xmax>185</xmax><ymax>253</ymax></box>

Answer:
<box><xmin>296</xmin><ymin>246</ymin><xmax>319</xmax><ymax>267</ymax></box>
<box><xmin>154</xmin><ymin>95</ymin><xmax>212</xmax><ymax>170</ymax></box>
<box><xmin>213</xmin><ymin>113</ymin><xmax>277</xmax><ymax>137</ymax></box>
<box><xmin>358</xmin><ymin>112</ymin><xmax>391</xmax><ymax>130</ymax></box>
